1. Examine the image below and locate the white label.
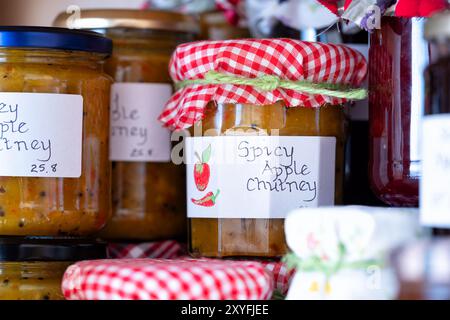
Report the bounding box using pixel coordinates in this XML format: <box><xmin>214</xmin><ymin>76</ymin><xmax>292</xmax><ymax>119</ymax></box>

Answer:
<box><xmin>110</xmin><ymin>83</ymin><xmax>172</xmax><ymax>162</ymax></box>
<box><xmin>0</xmin><ymin>93</ymin><xmax>83</xmax><ymax>178</ymax></box>
<box><xmin>186</xmin><ymin>136</ymin><xmax>336</xmax><ymax>219</ymax></box>
<box><xmin>421</xmin><ymin>114</ymin><xmax>450</xmax><ymax>227</ymax></box>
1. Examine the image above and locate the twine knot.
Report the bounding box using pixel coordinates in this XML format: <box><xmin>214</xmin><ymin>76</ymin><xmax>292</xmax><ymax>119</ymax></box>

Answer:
<box><xmin>254</xmin><ymin>75</ymin><xmax>282</xmax><ymax>92</ymax></box>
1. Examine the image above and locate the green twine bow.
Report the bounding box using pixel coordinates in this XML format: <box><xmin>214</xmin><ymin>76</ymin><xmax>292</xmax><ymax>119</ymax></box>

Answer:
<box><xmin>282</xmin><ymin>242</ymin><xmax>383</xmax><ymax>279</ymax></box>
<box><xmin>176</xmin><ymin>70</ymin><xmax>367</xmax><ymax>100</ymax></box>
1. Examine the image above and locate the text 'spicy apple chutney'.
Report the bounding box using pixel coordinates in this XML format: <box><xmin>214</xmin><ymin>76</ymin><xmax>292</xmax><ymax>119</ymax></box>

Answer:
<box><xmin>160</xmin><ymin>39</ymin><xmax>368</xmax><ymax>258</ymax></box>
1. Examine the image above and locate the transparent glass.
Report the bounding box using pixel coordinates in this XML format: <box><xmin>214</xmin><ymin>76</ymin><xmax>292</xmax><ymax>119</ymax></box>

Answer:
<box><xmin>369</xmin><ymin>17</ymin><xmax>429</xmax><ymax>207</ymax></box>
<box><xmin>0</xmin><ymin>48</ymin><xmax>112</xmax><ymax>236</ymax></box>
<box><xmin>99</xmin><ymin>28</ymin><xmax>195</xmax><ymax>241</ymax></box>
<box><xmin>425</xmin><ymin>38</ymin><xmax>450</xmax><ymax>115</ymax></box>
<box><xmin>189</xmin><ymin>102</ymin><xmax>347</xmax><ymax>258</ymax></box>
<box><xmin>0</xmin><ymin>261</ymin><xmax>70</xmax><ymax>300</ymax></box>
<box><xmin>392</xmin><ymin>239</ymin><xmax>450</xmax><ymax>300</ymax></box>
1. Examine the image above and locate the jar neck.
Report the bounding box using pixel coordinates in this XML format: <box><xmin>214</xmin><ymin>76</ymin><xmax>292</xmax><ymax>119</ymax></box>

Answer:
<box><xmin>0</xmin><ymin>48</ymin><xmax>107</xmax><ymax>71</ymax></box>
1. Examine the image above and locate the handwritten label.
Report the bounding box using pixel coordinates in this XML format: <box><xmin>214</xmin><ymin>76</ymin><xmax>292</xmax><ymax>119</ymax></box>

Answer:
<box><xmin>421</xmin><ymin>115</ymin><xmax>450</xmax><ymax>227</ymax></box>
<box><xmin>110</xmin><ymin>83</ymin><xmax>172</xmax><ymax>162</ymax></box>
<box><xmin>0</xmin><ymin>93</ymin><xmax>83</xmax><ymax>178</ymax></box>
<box><xmin>186</xmin><ymin>136</ymin><xmax>336</xmax><ymax>219</ymax></box>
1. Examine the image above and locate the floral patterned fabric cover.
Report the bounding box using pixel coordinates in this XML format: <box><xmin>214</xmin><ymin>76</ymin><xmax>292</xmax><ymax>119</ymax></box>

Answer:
<box><xmin>284</xmin><ymin>206</ymin><xmax>422</xmax><ymax>300</ymax></box>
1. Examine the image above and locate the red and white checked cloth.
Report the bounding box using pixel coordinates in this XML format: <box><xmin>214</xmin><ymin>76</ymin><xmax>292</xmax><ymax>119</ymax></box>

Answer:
<box><xmin>62</xmin><ymin>259</ymin><xmax>273</xmax><ymax>300</ymax></box>
<box><xmin>107</xmin><ymin>241</ymin><xmax>294</xmax><ymax>296</ymax></box>
<box><xmin>108</xmin><ymin>241</ymin><xmax>186</xmax><ymax>259</ymax></box>
<box><xmin>260</xmin><ymin>261</ymin><xmax>295</xmax><ymax>296</ymax></box>
<box><xmin>159</xmin><ymin>38</ymin><xmax>367</xmax><ymax>129</ymax></box>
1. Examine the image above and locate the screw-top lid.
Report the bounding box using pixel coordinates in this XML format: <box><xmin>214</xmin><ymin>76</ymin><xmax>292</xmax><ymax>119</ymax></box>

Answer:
<box><xmin>0</xmin><ymin>26</ymin><xmax>112</xmax><ymax>55</ymax></box>
<box><xmin>53</xmin><ymin>9</ymin><xmax>199</xmax><ymax>34</ymax></box>
<box><xmin>0</xmin><ymin>237</ymin><xmax>108</xmax><ymax>262</ymax></box>
<box><xmin>425</xmin><ymin>10</ymin><xmax>450</xmax><ymax>40</ymax></box>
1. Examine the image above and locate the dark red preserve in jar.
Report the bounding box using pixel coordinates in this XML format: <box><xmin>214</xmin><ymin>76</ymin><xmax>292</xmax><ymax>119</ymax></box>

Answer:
<box><xmin>369</xmin><ymin>17</ymin><xmax>429</xmax><ymax>207</ymax></box>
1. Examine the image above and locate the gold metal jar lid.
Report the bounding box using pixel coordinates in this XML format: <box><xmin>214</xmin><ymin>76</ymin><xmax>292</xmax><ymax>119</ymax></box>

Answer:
<box><xmin>425</xmin><ymin>10</ymin><xmax>450</xmax><ymax>41</ymax></box>
<box><xmin>53</xmin><ymin>9</ymin><xmax>199</xmax><ymax>34</ymax></box>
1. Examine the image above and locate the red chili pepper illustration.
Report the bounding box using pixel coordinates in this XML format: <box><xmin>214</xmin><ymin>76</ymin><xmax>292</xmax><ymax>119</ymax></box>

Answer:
<box><xmin>191</xmin><ymin>190</ymin><xmax>220</xmax><ymax>207</ymax></box>
<box><xmin>194</xmin><ymin>144</ymin><xmax>211</xmax><ymax>191</ymax></box>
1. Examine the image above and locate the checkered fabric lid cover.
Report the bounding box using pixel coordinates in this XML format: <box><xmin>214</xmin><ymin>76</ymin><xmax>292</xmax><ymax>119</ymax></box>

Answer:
<box><xmin>159</xmin><ymin>38</ymin><xmax>367</xmax><ymax>130</ymax></box>
<box><xmin>107</xmin><ymin>241</ymin><xmax>186</xmax><ymax>260</ymax></box>
<box><xmin>62</xmin><ymin>258</ymin><xmax>273</xmax><ymax>300</ymax></box>
<box><xmin>106</xmin><ymin>241</ymin><xmax>294</xmax><ymax>297</ymax></box>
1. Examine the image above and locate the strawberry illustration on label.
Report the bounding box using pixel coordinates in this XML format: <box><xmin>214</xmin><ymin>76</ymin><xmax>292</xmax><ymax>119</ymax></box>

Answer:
<box><xmin>194</xmin><ymin>144</ymin><xmax>211</xmax><ymax>191</ymax></box>
<box><xmin>192</xmin><ymin>190</ymin><xmax>220</xmax><ymax>207</ymax></box>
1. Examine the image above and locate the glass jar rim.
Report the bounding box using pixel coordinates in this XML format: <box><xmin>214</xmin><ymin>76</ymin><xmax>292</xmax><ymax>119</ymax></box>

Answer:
<box><xmin>53</xmin><ymin>9</ymin><xmax>199</xmax><ymax>35</ymax></box>
<box><xmin>0</xmin><ymin>237</ymin><xmax>107</xmax><ymax>262</ymax></box>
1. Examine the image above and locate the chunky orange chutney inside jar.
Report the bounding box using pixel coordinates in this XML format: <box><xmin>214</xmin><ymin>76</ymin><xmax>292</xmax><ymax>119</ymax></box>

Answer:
<box><xmin>0</xmin><ymin>238</ymin><xmax>107</xmax><ymax>300</ymax></box>
<box><xmin>0</xmin><ymin>27</ymin><xmax>112</xmax><ymax>236</ymax></box>
<box><xmin>189</xmin><ymin>102</ymin><xmax>347</xmax><ymax>257</ymax></box>
<box><xmin>160</xmin><ymin>39</ymin><xmax>368</xmax><ymax>258</ymax></box>
<box><xmin>54</xmin><ymin>10</ymin><xmax>198</xmax><ymax>241</ymax></box>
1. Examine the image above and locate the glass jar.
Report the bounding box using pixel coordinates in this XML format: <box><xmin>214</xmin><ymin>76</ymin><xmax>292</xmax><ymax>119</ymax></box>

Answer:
<box><xmin>189</xmin><ymin>102</ymin><xmax>347</xmax><ymax>258</ymax></box>
<box><xmin>199</xmin><ymin>11</ymin><xmax>251</xmax><ymax>40</ymax></box>
<box><xmin>0</xmin><ymin>238</ymin><xmax>107</xmax><ymax>300</ymax></box>
<box><xmin>0</xmin><ymin>27</ymin><xmax>112</xmax><ymax>236</ymax></box>
<box><xmin>344</xmin><ymin>40</ymin><xmax>384</xmax><ymax>206</ymax></box>
<box><xmin>421</xmin><ymin>11</ymin><xmax>450</xmax><ymax>234</ymax></box>
<box><xmin>391</xmin><ymin>238</ymin><xmax>450</xmax><ymax>300</ymax></box>
<box><xmin>369</xmin><ymin>17</ymin><xmax>429</xmax><ymax>207</ymax></box>
<box><xmin>54</xmin><ymin>10</ymin><xmax>198</xmax><ymax>241</ymax></box>
<box><xmin>161</xmin><ymin>39</ymin><xmax>366</xmax><ymax>258</ymax></box>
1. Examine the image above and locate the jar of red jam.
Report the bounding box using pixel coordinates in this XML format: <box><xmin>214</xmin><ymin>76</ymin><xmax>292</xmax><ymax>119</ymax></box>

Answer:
<box><xmin>369</xmin><ymin>17</ymin><xmax>429</xmax><ymax>207</ymax></box>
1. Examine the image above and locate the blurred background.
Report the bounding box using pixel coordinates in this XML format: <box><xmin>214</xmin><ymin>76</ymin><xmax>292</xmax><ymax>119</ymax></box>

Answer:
<box><xmin>0</xmin><ymin>0</ymin><xmax>146</xmax><ymax>26</ymax></box>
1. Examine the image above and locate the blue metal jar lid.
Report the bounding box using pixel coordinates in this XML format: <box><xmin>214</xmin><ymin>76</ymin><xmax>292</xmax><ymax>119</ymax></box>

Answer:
<box><xmin>0</xmin><ymin>26</ymin><xmax>112</xmax><ymax>55</ymax></box>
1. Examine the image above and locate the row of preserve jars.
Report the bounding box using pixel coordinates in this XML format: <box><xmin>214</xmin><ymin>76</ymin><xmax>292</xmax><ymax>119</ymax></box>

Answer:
<box><xmin>0</xmin><ymin>11</ymin><xmax>197</xmax><ymax>239</ymax></box>
<box><xmin>0</xmin><ymin>10</ymin><xmax>367</xmax><ymax>258</ymax></box>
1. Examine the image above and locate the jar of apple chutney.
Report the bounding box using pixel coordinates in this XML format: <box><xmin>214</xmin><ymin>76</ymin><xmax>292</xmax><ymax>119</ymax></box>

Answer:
<box><xmin>0</xmin><ymin>27</ymin><xmax>112</xmax><ymax>236</ymax></box>
<box><xmin>0</xmin><ymin>238</ymin><xmax>107</xmax><ymax>300</ymax></box>
<box><xmin>160</xmin><ymin>39</ymin><xmax>368</xmax><ymax>258</ymax></box>
<box><xmin>54</xmin><ymin>10</ymin><xmax>198</xmax><ymax>241</ymax></box>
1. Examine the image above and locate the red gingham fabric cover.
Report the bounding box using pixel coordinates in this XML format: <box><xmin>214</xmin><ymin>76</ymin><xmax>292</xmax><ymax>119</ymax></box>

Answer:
<box><xmin>260</xmin><ymin>261</ymin><xmax>295</xmax><ymax>296</ymax></box>
<box><xmin>62</xmin><ymin>259</ymin><xmax>273</xmax><ymax>300</ymax></box>
<box><xmin>107</xmin><ymin>242</ymin><xmax>294</xmax><ymax>296</ymax></box>
<box><xmin>107</xmin><ymin>241</ymin><xmax>186</xmax><ymax>259</ymax></box>
<box><xmin>159</xmin><ymin>38</ymin><xmax>367</xmax><ymax>129</ymax></box>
